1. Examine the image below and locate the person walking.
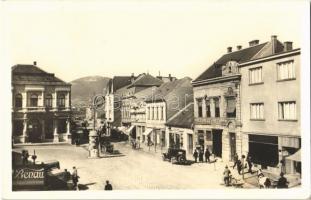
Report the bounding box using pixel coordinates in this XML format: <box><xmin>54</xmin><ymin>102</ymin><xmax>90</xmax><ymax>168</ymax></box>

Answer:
<box><xmin>204</xmin><ymin>148</ymin><xmax>211</xmax><ymax>163</ymax></box>
<box><xmin>246</xmin><ymin>154</ymin><xmax>253</xmax><ymax>173</ymax></box>
<box><xmin>193</xmin><ymin>149</ymin><xmax>198</xmax><ymax>163</ymax></box>
<box><xmin>236</xmin><ymin>159</ymin><xmax>242</xmax><ymax>175</ymax></box>
<box><xmin>277</xmin><ymin>172</ymin><xmax>289</xmax><ymax>188</ymax></box>
<box><xmin>72</xmin><ymin>166</ymin><xmax>79</xmax><ymax>190</ymax></box>
<box><xmin>223</xmin><ymin>165</ymin><xmax>231</xmax><ymax>186</ymax></box>
<box><xmin>232</xmin><ymin>153</ymin><xmax>239</xmax><ymax>169</ymax></box>
<box><xmin>104</xmin><ymin>180</ymin><xmax>113</xmax><ymax>190</ymax></box>
<box><xmin>199</xmin><ymin>149</ymin><xmax>204</xmax><ymax>163</ymax></box>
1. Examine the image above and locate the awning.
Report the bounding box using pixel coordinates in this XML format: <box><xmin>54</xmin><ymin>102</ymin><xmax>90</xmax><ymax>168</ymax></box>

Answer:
<box><xmin>286</xmin><ymin>149</ymin><xmax>301</xmax><ymax>162</ymax></box>
<box><xmin>125</xmin><ymin>125</ymin><xmax>135</xmax><ymax>135</ymax></box>
<box><xmin>143</xmin><ymin>128</ymin><xmax>153</xmax><ymax>136</ymax></box>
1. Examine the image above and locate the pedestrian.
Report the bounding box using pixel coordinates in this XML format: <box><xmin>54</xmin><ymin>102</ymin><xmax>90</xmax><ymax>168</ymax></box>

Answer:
<box><xmin>193</xmin><ymin>149</ymin><xmax>198</xmax><ymax>163</ymax></box>
<box><xmin>246</xmin><ymin>154</ymin><xmax>253</xmax><ymax>173</ymax></box>
<box><xmin>223</xmin><ymin>165</ymin><xmax>231</xmax><ymax>186</ymax></box>
<box><xmin>277</xmin><ymin>172</ymin><xmax>289</xmax><ymax>188</ymax></box>
<box><xmin>21</xmin><ymin>150</ymin><xmax>29</xmax><ymax>165</ymax></box>
<box><xmin>232</xmin><ymin>153</ymin><xmax>239</xmax><ymax>169</ymax></box>
<box><xmin>75</xmin><ymin>136</ymin><xmax>80</xmax><ymax>146</ymax></box>
<box><xmin>278</xmin><ymin>159</ymin><xmax>285</xmax><ymax>174</ymax></box>
<box><xmin>236</xmin><ymin>159</ymin><xmax>242</xmax><ymax>175</ymax></box>
<box><xmin>72</xmin><ymin>166</ymin><xmax>79</xmax><ymax>190</ymax></box>
<box><xmin>241</xmin><ymin>155</ymin><xmax>246</xmax><ymax>173</ymax></box>
<box><xmin>104</xmin><ymin>180</ymin><xmax>113</xmax><ymax>190</ymax></box>
<box><xmin>199</xmin><ymin>149</ymin><xmax>204</xmax><ymax>163</ymax></box>
<box><xmin>204</xmin><ymin>148</ymin><xmax>211</xmax><ymax>163</ymax></box>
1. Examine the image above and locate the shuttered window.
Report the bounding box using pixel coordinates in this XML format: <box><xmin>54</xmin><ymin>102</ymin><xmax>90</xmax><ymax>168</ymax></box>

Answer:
<box><xmin>250</xmin><ymin>103</ymin><xmax>264</xmax><ymax>119</ymax></box>
<box><xmin>249</xmin><ymin>67</ymin><xmax>263</xmax><ymax>84</ymax></box>
<box><xmin>278</xmin><ymin>101</ymin><xmax>296</xmax><ymax>120</ymax></box>
<box><xmin>277</xmin><ymin>61</ymin><xmax>295</xmax><ymax>80</ymax></box>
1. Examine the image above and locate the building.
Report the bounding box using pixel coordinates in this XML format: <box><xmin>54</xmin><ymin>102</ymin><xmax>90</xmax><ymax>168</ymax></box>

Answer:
<box><xmin>144</xmin><ymin>77</ymin><xmax>193</xmax><ymax>151</ymax></box>
<box><xmin>12</xmin><ymin>62</ymin><xmax>72</xmax><ymax>144</ymax></box>
<box><xmin>239</xmin><ymin>36</ymin><xmax>300</xmax><ymax>174</ymax></box>
<box><xmin>165</xmin><ymin>102</ymin><xmax>194</xmax><ymax>156</ymax></box>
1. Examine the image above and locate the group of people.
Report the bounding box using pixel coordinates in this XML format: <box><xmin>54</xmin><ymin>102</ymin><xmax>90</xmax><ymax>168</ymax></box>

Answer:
<box><xmin>232</xmin><ymin>153</ymin><xmax>253</xmax><ymax>175</ymax></box>
<box><xmin>64</xmin><ymin>166</ymin><xmax>113</xmax><ymax>190</ymax></box>
<box><xmin>193</xmin><ymin>147</ymin><xmax>212</xmax><ymax>163</ymax></box>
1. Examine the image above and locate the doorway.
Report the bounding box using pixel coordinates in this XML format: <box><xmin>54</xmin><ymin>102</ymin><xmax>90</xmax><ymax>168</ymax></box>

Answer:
<box><xmin>28</xmin><ymin>119</ymin><xmax>42</xmax><ymax>143</ymax></box>
<box><xmin>229</xmin><ymin>132</ymin><xmax>236</xmax><ymax>161</ymax></box>
<box><xmin>188</xmin><ymin>134</ymin><xmax>193</xmax><ymax>154</ymax></box>
<box><xmin>212</xmin><ymin>129</ymin><xmax>222</xmax><ymax>157</ymax></box>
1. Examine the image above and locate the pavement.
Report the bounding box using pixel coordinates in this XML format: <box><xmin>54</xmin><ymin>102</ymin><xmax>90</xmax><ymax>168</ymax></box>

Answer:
<box><xmin>13</xmin><ymin>142</ymin><xmax>255</xmax><ymax>190</ymax></box>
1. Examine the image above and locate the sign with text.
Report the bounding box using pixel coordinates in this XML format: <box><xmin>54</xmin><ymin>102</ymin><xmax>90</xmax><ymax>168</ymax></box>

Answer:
<box><xmin>13</xmin><ymin>166</ymin><xmax>45</xmax><ymax>188</ymax></box>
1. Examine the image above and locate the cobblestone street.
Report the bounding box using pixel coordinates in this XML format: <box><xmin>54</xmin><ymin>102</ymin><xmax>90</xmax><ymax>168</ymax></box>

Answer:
<box><xmin>13</xmin><ymin>142</ymin><xmax>255</xmax><ymax>190</ymax></box>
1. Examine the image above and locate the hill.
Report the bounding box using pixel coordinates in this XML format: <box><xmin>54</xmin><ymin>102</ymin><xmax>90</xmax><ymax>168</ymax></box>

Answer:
<box><xmin>70</xmin><ymin>76</ymin><xmax>111</xmax><ymax>107</ymax></box>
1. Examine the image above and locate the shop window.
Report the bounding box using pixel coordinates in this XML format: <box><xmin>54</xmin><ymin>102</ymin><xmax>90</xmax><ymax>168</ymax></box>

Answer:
<box><xmin>15</xmin><ymin>94</ymin><xmax>22</xmax><ymax>108</ymax></box>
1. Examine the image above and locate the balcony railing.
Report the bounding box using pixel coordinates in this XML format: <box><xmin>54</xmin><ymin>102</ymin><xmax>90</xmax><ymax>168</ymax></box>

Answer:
<box><xmin>12</xmin><ymin>106</ymin><xmax>70</xmax><ymax>112</ymax></box>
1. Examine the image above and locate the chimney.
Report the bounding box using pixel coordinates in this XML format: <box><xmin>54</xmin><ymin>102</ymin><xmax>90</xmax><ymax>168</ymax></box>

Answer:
<box><xmin>284</xmin><ymin>41</ymin><xmax>293</xmax><ymax>51</ymax></box>
<box><xmin>271</xmin><ymin>35</ymin><xmax>278</xmax><ymax>54</ymax></box>
<box><xmin>237</xmin><ymin>45</ymin><xmax>242</xmax><ymax>50</ymax></box>
<box><xmin>249</xmin><ymin>40</ymin><xmax>259</xmax><ymax>47</ymax></box>
<box><xmin>33</xmin><ymin>61</ymin><xmax>37</xmax><ymax>66</ymax></box>
<box><xmin>227</xmin><ymin>47</ymin><xmax>232</xmax><ymax>53</ymax></box>
<box><xmin>131</xmin><ymin>73</ymin><xmax>135</xmax><ymax>83</ymax></box>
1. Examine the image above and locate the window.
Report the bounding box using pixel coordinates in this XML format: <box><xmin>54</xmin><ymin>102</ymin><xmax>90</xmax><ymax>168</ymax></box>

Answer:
<box><xmin>277</xmin><ymin>61</ymin><xmax>295</xmax><ymax>80</ymax></box>
<box><xmin>57</xmin><ymin>93</ymin><xmax>65</xmax><ymax>107</ymax></box>
<box><xmin>30</xmin><ymin>94</ymin><xmax>38</xmax><ymax>107</ymax></box>
<box><xmin>250</xmin><ymin>103</ymin><xmax>264</xmax><ymax>119</ymax></box>
<box><xmin>278</xmin><ymin>101</ymin><xmax>296</xmax><ymax>120</ymax></box>
<box><xmin>214</xmin><ymin>98</ymin><xmax>220</xmax><ymax>117</ymax></box>
<box><xmin>151</xmin><ymin>107</ymin><xmax>154</xmax><ymax>120</ymax></box>
<box><xmin>206</xmin><ymin>99</ymin><xmax>211</xmax><ymax>117</ymax></box>
<box><xmin>155</xmin><ymin>107</ymin><xmax>158</xmax><ymax>120</ymax></box>
<box><xmin>206</xmin><ymin>131</ymin><xmax>212</xmax><ymax>141</ymax></box>
<box><xmin>147</xmin><ymin>107</ymin><xmax>150</xmax><ymax>120</ymax></box>
<box><xmin>197</xmin><ymin>99</ymin><xmax>203</xmax><ymax>117</ymax></box>
<box><xmin>15</xmin><ymin>94</ymin><xmax>22</xmax><ymax>108</ymax></box>
<box><xmin>45</xmin><ymin>94</ymin><xmax>52</xmax><ymax>107</ymax></box>
<box><xmin>249</xmin><ymin>67</ymin><xmax>263</xmax><ymax>84</ymax></box>
<box><xmin>226</xmin><ymin>98</ymin><xmax>236</xmax><ymax>118</ymax></box>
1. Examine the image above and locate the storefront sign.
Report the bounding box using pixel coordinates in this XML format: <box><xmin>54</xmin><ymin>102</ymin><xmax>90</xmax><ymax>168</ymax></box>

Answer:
<box><xmin>13</xmin><ymin>167</ymin><xmax>45</xmax><ymax>186</ymax></box>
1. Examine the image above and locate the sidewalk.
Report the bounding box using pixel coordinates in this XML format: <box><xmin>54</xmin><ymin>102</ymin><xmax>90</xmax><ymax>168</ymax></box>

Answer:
<box><xmin>13</xmin><ymin>142</ymin><xmax>70</xmax><ymax>147</ymax></box>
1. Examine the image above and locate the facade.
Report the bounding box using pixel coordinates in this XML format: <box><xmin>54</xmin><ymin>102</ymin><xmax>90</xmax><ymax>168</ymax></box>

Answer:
<box><xmin>165</xmin><ymin>102</ymin><xmax>194</xmax><ymax>156</ymax></box>
<box><xmin>12</xmin><ymin>63</ymin><xmax>72</xmax><ymax>144</ymax></box>
<box><xmin>144</xmin><ymin>77</ymin><xmax>193</xmax><ymax>151</ymax></box>
<box><xmin>239</xmin><ymin>38</ymin><xmax>300</xmax><ymax>174</ymax></box>
<box><xmin>192</xmin><ymin>35</ymin><xmax>301</xmax><ymax>171</ymax></box>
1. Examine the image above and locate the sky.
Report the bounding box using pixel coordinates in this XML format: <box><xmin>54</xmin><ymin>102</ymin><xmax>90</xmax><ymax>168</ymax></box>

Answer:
<box><xmin>3</xmin><ymin>0</ymin><xmax>307</xmax><ymax>82</ymax></box>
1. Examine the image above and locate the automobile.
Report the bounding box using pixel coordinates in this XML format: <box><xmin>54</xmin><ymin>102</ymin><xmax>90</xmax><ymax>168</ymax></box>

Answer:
<box><xmin>162</xmin><ymin>148</ymin><xmax>187</xmax><ymax>164</ymax></box>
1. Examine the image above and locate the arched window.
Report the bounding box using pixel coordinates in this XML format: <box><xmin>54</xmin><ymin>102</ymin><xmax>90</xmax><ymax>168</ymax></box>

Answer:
<box><xmin>57</xmin><ymin>93</ymin><xmax>65</xmax><ymax>107</ymax></box>
<box><xmin>15</xmin><ymin>94</ymin><xmax>22</xmax><ymax>108</ymax></box>
<box><xmin>45</xmin><ymin>94</ymin><xmax>53</xmax><ymax>107</ymax></box>
<box><xmin>30</xmin><ymin>94</ymin><xmax>38</xmax><ymax>107</ymax></box>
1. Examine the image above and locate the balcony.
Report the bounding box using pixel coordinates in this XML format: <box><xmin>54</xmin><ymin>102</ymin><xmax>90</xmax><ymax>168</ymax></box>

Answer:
<box><xmin>194</xmin><ymin>117</ymin><xmax>242</xmax><ymax>127</ymax></box>
<box><xmin>12</xmin><ymin>106</ymin><xmax>70</xmax><ymax>113</ymax></box>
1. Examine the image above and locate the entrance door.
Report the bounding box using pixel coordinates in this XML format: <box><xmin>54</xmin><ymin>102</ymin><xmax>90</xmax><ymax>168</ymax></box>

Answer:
<box><xmin>212</xmin><ymin>129</ymin><xmax>222</xmax><ymax>157</ymax></box>
<box><xmin>198</xmin><ymin>132</ymin><xmax>205</xmax><ymax>151</ymax></box>
<box><xmin>188</xmin><ymin>134</ymin><xmax>193</xmax><ymax>154</ymax></box>
<box><xmin>229</xmin><ymin>132</ymin><xmax>236</xmax><ymax>161</ymax></box>
<box><xmin>28</xmin><ymin>119</ymin><xmax>42</xmax><ymax>143</ymax></box>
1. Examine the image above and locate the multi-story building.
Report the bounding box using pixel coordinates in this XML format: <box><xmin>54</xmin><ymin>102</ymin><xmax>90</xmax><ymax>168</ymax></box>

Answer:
<box><xmin>12</xmin><ymin>62</ymin><xmax>72</xmax><ymax>144</ymax></box>
<box><xmin>144</xmin><ymin>77</ymin><xmax>193</xmax><ymax>151</ymax></box>
<box><xmin>165</xmin><ymin>102</ymin><xmax>194</xmax><ymax>156</ymax></box>
<box><xmin>192</xmin><ymin>35</ymin><xmax>301</xmax><ymax>173</ymax></box>
<box><xmin>239</xmin><ymin>36</ymin><xmax>300</xmax><ymax>174</ymax></box>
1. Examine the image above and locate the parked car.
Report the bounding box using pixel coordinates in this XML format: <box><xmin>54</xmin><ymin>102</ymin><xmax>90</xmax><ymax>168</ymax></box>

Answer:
<box><xmin>162</xmin><ymin>148</ymin><xmax>187</xmax><ymax>164</ymax></box>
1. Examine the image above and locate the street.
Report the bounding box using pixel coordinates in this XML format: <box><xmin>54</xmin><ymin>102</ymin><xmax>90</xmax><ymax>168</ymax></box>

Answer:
<box><xmin>13</xmin><ymin>142</ymin><xmax>254</xmax><ymax>190</ymax></box>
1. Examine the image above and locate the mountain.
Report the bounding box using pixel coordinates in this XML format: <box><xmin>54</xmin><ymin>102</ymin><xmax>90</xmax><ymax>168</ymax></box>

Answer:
<box><xmin>70</xmin><ymin>76</ymin><xmax>111</xmax><ymax>107</ymax></box>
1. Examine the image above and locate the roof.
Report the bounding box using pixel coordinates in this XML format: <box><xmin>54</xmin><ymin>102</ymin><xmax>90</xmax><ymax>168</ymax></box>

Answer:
<box><xmin>111</xmin><ymin>76</ymin><xmax>136</xmax><ymax>92</ymax></box>
<box><xmin>128</xmin><ymin>73</ymin><xmax>163</xmax><ymax>88</ymax></box>
<box><xmin>166</xmin><ymin>102</ymin><xmax>194</xmax><ymax>129</ymax></box>
<box><xmin>12</xmin><ymin>64</ymin><xmax>70</xmax><ymax>86</ymax></box>
<box><xmin>194</xmin><ymin>43</ymin><xmax>267</xmax><ymax>82</ymax></box>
